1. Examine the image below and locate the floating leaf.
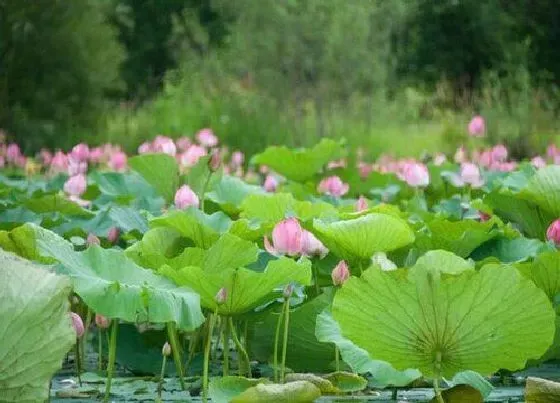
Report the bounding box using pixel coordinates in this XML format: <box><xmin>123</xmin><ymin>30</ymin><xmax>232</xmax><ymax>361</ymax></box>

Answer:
<box><xmin>323</xmin><ymin>371</ymin><xmax>367</xmax><ymax>392</ymax></box>
<box><xmin>525</xmin><ymin>376</ymin><xmax>560</xmax><ymax>403</ymax></box>
<box><xmin>129</xmin><ymin>154</ymin><xmax>179</xmax><ymax>203</ymax></box>
<box><xmin>429</xmin><ymin>384</ymin><xmax>483</xmax><ymax>403</ymax></box>
<box><xmin>0</xmin><ymin>250</ymin><xmax>75</xmax><ymax>402</ymax></box>
<box><xmin>332</xmin><ymin>263</ymin><xmax>555</xmax><ymax>378</ymax></box>
<box><xmin>231</xmin><ymin>380</ymin><xmax>321</xmax><ymax>403</ymax></box>
<box><xmin>209</xmin><ymin>376</ymin><xmax>269</xmax><ymax>403</ymax></box>
<box><xmin>285</xmin><ymin>374</ymin><xmax>338</xmax><ymax>394</ymax></box>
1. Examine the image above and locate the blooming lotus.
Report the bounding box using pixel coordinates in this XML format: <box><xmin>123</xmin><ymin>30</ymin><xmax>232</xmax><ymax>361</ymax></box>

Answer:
<box><xmin>301</xmin><ymin>230</ymin><xmax>328</xmax><ymax>258</ymax></box>
<box><xmin>264</xmin><ymin>218</ymin><xmax>303</xmax><ymax>257</ymax></box>
<box><xmin>108</xmin><ymin>151</ymin><xmax>127</xmax><ymax>172</ymax></box>
<box><xmin>153</xmin><ymin>135</ymin><xmax>177</xmax><ymax>156</ymax></box>
<box><xmin>402</xmin><ymin>162</ymin><xmax>430</xmax><ymax>187</ymax></box>
<box><xmin>460</xmin><ymin>162</ymin><xmax>484</xmax><ymax>187</ymax></box>
<box><xmin>468</xmin><ymin>115</ymin><xmax>485</xmax><ymax>137</ymax></box>
<box><xmin>180</xmin><ymin>145</ymin><xmax>207</xmax><ymax>168</ymax></box>
<box><xmin>70</xmin><ymin>143</ymin><xmax>90</xmax><ymax>162</ymax></box>
<box><xmin>317</xmin><ymin>175</ymin><xmax>349</xmax><ymax>197</ymax></box>
<box><xmin>64</xmin><ymin>174</ymin><xmax>87</xmax><ymax>196</ymax></box>
<box><xmin>196</xmin><ymin>128</ymin><xmax>218</xmax><ymax>147</ymax></box>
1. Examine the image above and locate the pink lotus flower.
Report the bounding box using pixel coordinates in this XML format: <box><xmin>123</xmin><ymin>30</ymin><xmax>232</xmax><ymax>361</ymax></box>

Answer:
<box><xmin>138</xmin><ymin>142</ymin><xmax>152</xmax><ymax>154</ymax></box>
<box><xmin>108</xmin><ymin>151</ymin><xmax>127</xmax><ymax>172</ymax></box>
<box><xmin>196</xmin><ymin>128</ymin><xmax>218</xmax><ymax>147</ymax></box>
<box><xmin>263</xmin><ymin>175</ymin><xmax>279</xmax><ymax>192</ymax></box>
<box><xmin>95</xmin><ymin>314</ymin><xmax>111</xmax><ymax>329</ymax></box>
<box><xmin>6</xmin><ymin>143</ymin><xmax>21</xmax><ymax>163</ymax></box>
<box><xmin>301</xmin><ymin>230</ymin><xmax>328</xmax><ymax>258</ymax></box>
<box><xmin>67</xmin><ymin>158</ymin><xmax>88</xmax><ymax>176</ymax></box>
<box><xmin>468</xmin><ymin>115</ymin><xmax>485</xmax><ymax>137</ymax></box>
<box><xmin>478</xmin><ymin>150</ymin><xmax>492</xmax><ymax>167</ymax></box>
<box><xmin>64</xmin><ymin>174</ymin><xmax>87</xmax><ymax>196</ymax></box>
<box><xmin>317</xmin><ymin>176</ymin><xmax>349</xmax><ymax>197</ymax></box>
<box><xmin>215</xmin><ymin>287</ymin><xmax>227</xmax><ymax>305</ymax></box>
<box><xmin>153</xmin><ymin>135</ymin><xmax>177</xmax><ymax>156</ymax></box>
<box><xmin>208</xmin><ymin>150</ymin><xmax>221</xmax><ymax>172</ymax></box>
<box><xmin>264</xmin><ymin>218</ymin><xmax>303</xmax><ymax>257</ymax></box>
<box><xmin>174</xmin><ymin>184</ymin><xmax>200</xmax><ymax>209</ymax></box>
<box><xmin>547</xmin><ymin>219</ymin><xmax>560</xmax><ymax>246</ymax></box>
<box><xmin>86</xmin><ymin>233</ymin><xmax>100</xmax><ymax>246</ymax></box>
<box><xmin>460</xmin><ymin>162</ymin><xmax>484</xmax><ymax>187</ymax></box>
<box><xmin>358</xmin><ymin>162</ymin><xmax>372</xmax><ymax>179</ymax></box>
<box><xmin>89</xmin><ymin>147</ymin><xmax>104</xmax><ymax>164</ymax></box>
<box><xmin>231</xmin><ymin>151</ymin><xmax>244</xmax><ymax>168</ymax></box>
<box><xmin>331</xmin><ymin>260</ymin><xmax>350</xmax><ymax>286</ymax></box>
<box><xmin>355</xmin><ymin>195</ymin><xmax>368</xmax><ymax>212</ymax></box>
<box><xmin>403</xmin><ymin>162</ymin><xmax>430</xmax><ymax>187</ymax></box>
<box><xmin>70</xmin><ymin>143</ymin><xmax>90</xmax><ymax>162</ymax></box>
<box><xmin>454</xmin><ymin>146</ymin><xmax>467</xmax><ymax>163</ymax></box>
<box><xmin>70</xmin><ymin>312</ymin><xmax>84</xmax><ymax>337</ymax></box>
<box><xmin>433</xmin><ymin>153</ymin><xmax>447</xmax><ymax>166</ymax></box>
<box><xmin>491</xmin><ymin>144</ymin><xmax>508</xmax><ymax>162</ymax></box>
<box><xmin>531</xmin><ymin>156</ymin><xmax>546</xmax><ymax>169</ymax></box>
<box><xmin>479</xmin><ymin>211</ymin><xmax>491</xmax><ymax>222</ymax></box>
<box><xmin>39</xmin><ymin>149</ymin><xmax>53</xmax><ymax>165</ymax></box>
<box><xmin>180</xmin><ymin>145</ymin><xmax>207</xmax><ymax>168</ymax></box>
<box><xmin>547</xmin><ymin>144</ymin><xmax>559</xmax><ymax>159</ymax></box>
<box><xmin>176</xmin><ymin>136</ymin><xmax>192</xmax><ymax>151</ymax></box>
<box><xmin>50</xmin><ymin>151</ymin><xmax>68</xmax><ymax>173</ymax></box>
<box><xmin>107</xmin><ymin>227</ymin><xmax>120</xmax><ymax>243</ymax></box>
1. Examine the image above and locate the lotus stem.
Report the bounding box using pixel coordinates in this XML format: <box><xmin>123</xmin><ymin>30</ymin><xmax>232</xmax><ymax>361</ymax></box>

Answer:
<box><xmin>157</xmin><ymin>355</ymin><xmax>167</xmax><ymax>401</ymax></box>
<box><xmin>74</xmin><ymin>342</ymin><xmax>82</xmax><ymax>386</ymax></box>
<box><xmin>280</xmin><ymin>298</ymin><xmax>291</xmax><ymax>383</ymax></box>
<box><xmin>104</xmin><ymin>319</ymin><xmax>118</xmax><ymax>403</ymax></box>
<box><xmin>222</xmin><ymin>317</ymin><xmax>229</xmax><ymax>376</ymax></box>
<box><xmin>229</xmin><ymin>317</ymin><xmax>251</xmax><ymax>377</ymax></box>
<box><xmin>202</xmin><ymin>312</ymin><xmax>216</xmax><ymax>403</ymax></box>
<box><xmin>98</xmin><ymin>328</ymin><xmax>103</xmax><ymax>371</ymax></box>
<box><xmin>166</xmin><ymin>322</ymin><xmax>186</xmax><ymax>391</ymax></box>
<box><xmin>313</xmin><ymin>264</ymin><xmax>320</xmax><ymax>295</ymax></box>
<box><xmin>273</xmin><ymin>307</ymin><xmax>285</xmax><ymax>382</ymax></box>
<box><xmin>185</xmin><ymin>326</ymin><xmax>201</xmax><ymax>374</ymax></box>
<box><xmin>81</xmin><ymin>308</ymin><xmax>92</xmax><ymax>365</ymax></box>
<box><xmin>200</xmin><ymin>172</ymin><xmax>212</xmax><ymax>213</ymax></box>
<box><xmin>213</xmin><ymin>316</ymin><xmax>223</xmax><ymax>360</ymax></box>
<box><xmin>335</xmin><ymin>345</ymin><xmax>340</xmax><ymax>372</ymax></box>
<box><xmin>433</xmin><ymin>351</ymin><xmax>444</xmax><ymax>403</ymax></box>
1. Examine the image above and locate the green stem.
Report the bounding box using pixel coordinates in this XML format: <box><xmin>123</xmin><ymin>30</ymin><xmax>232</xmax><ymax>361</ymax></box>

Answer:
<box><xmin>273</xmin><ymin>307</ymin><xmax>285</xmax><ymax>383</ymax></box>
<box><xmin>200</xmin><ymin>172</ymin><xmax>212</xmax><ymax>213</ymax></box>
<box><xmin>157</xmin><ymin>355</ymin><xmax>167</xmax><ymax>401</ymax></box>
<box><xmin>313</xmin><ymin>264</ymin><xmax>320</xmax><ymax>295</ymax></box>
<box><xmin>98</xmin><ymin>329</ymin><xmax>103</xmax><ymax>371</ymax></box>
<box><xmin>213</xmin><ymin>316</ymin><xmax>223</xmax><ymax>361</ymax></box>
<box><xmin>222</xmin><ymin>317</ymin><xmax>229</xmax><ymax>376</ymax></box>
<box><xmin>75</xmin><ymin>341</ymin><xmax>82</xmax><ymax>386</ymax></box>
<box><xmin>81</xmin><ymin>308</ymin><xmax>92</xmax><ymax>365</ymax></box>
<box><xmin>166</xmin><ymin>322</ymin><xmax>186</xmax><ymax>391</ymax></box>
<box><xmin>433</xmin><ymin>351</ymin><xmax>444</xmax><ymax>403</ymax></box>
<box><xmin>185</xmin><ymin>327</ymin><xmax>201</xmax><ymax>374</ymax></box>
<box><xmin>280</xmin><ymin>298</ymin><xmax>291</xmax><ymax>383</ymax></box>
<box><xmin>203</xmin><ymin>313</ymin><xmax>216</xmax><ymax>403</ymax></box>
<box><xmin>229</xmin><ymin>317</ymin><xmax>251</xmax><ymax>377</ymax></box>
<box><xmin>335</xmin><ymin>346</ymin><xmax>340</xmax><ymax>372</ymax></box>
<box><xmin>104</xmin><ymin>319</ymin><xmax>118</xmax><ymax>403</ymax></box>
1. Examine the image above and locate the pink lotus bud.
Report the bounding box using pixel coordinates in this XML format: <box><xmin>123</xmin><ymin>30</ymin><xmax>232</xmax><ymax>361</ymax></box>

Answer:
<box><xmin>264</xmin><ymin>218</ymin><xmax>303</xmax><ymax>256</ymax></box>
<box><xmin>39</xmin><ymin>149</ymin><xmax>53</xmax><ymax>165</ymax></box>
<box><xmin>70</xmin><ymin>143</ymin><xmax>90</xmax><ymax>162</ymax></box>
<box><xmin>301</xmin><ymin>230</ymin><xmax>328</xmax><ymax>258</ymax></box>
<box><xmin>67</xmin><ymin>158</ymin><xmax>88</xmax><ymax>176</ymax></box>
<box><xmin>138</xmin><ymin>142</ymin><xmax>152</xmax><ymax>154</ymax></box>
<box><xmin>355</xmin><ymin>196</ymin><xmax>368</xmax><ymax>212</ymax></box>
<box><xmin>176</xmin><ymin>136</ymin><xmax>191</xmax><ymax>151</ymax></box>
<box><xmin>95</xmin><ymin>314</ymin><xmax>111</xmax><ymax>329</ymax></box>
<box><xmin>215</xmin><ymin>287</ymin><xmax>227</xmax><ymax>305</ymax></box>
<box><xmin>491</xmin><ymin>144</ymin><xmax>508</xmax><ymax>162</ymax></box>
<box><xmin>88</xmin><ymin>147</ymin><xmax>104</xmax><ymax>164</ymax></box>
<box><xmin>331</xmin><ymin>260</ymin><xmax>350</xmax><ymax>286</ymax></box>
<box><xmin>174</xmin><ymin>184</ymin><xmax>200</xmax><ymax>209</ymax></box>
<box><xmin>454</xmin><ymin>146</ymin><xmax>467</xmax><ymax>163</ymax></box>
<box><xmin>162</xmin><ymin>341</ymin><xmax>172</xmax><ymax>357</ymax></box>
<box><xmin>531</xmin><ymin>156</ymin><xmax>546</xmax><ymax>169</ymax></box>
<box><xmin>231</xmin><ymin>151</ymin><xmax>244</xmax><ymax>168</ymax></box>
<box><xmin>107</xmin><ymin>227</ymin><xmax>120</xmax><ymax>243</ymax></box>
<box><xmin>433</xmin><ymin>153</ymin><xmax>447</xmax><ymax>166</ymax></box>
<box><xmin>70</xmin><ymin>312</ymin><xmax>84</xmax><ymax>337</ymax></box>
<box><xmin>468</xmin><ymin>115</ymin><xmax>485</xmax><ymax>137</ymax></box>
<box><xmin>209</xmin><ymin>150</ymin><xmax>221</xmax><ymax>172</ymax></box>
<box><xmin>478</xmin><ymin>151</ymin><xmax>492</xmax><ymax>167</ymax></box>
<box><xmin>153</xmin><ymin>135</ymin><xmax>177</xmax><ymax>156</ymax></box>
<box><xmin>263</xmin><ymin>175</ymin><xmax>279</xmax><ymax>192</ymax></box>
<box><xmin>403</xmin><ymin>162</ymin><xmax>430</xmax><ymax>187</ymax></box>
<box><xmin>547</xmin><ymin>219</ymin><xmax>560</xmax><ymax>246</ymax></box>
<box><xmin>196</xmin><ymin>128</ymin><xmax>218</xmax><ymax>147</ymax></box>
<box><xmin>6</xmin><ymin>143</ymin><xmax>21</xmax><ymax>163</ymax></box>
<box><xmin>283</xmin><ymin>284</ymin><xmax>294</xmax><ymax>299</ymax></box>
<box><xmin>479</xmin><ymin>211</ymin><xmax>491</xmax><ymax>222</ymax></box>
<box><xmin>108</xmin><ymin>151</ymin><xmax>127</xmax><ymax>172</ymax></box>
<box><xmin>358</xmin><ymin>162</ymin><xmax>372</xmax><ymax>179</ymax></box>
<box><xmin>63</xmin><ymin>174</ymin><xmax>87</xmax><ymax>197</ymax></box>
<box><xmin>180</xmin><ymin>145</ymin><xmax>207</xmax><ymax>168</ymax></box>
<box><xmin>50</xmin><ymin>151</ymin><xmax>68</xmax><ymax>173</ymax></box>
<box><xmin>317</xmin><ymin>176</ymin><xmax>350</xmax><ymax>197</ymax></box>
<box><xmin>460</xmin><ymin>162</ymin><xmax>484</xmax><ymax>188</ymax></box>
<box><xmin>86</xmin><ymin>233</ymin><xmax>100</xmax><ymax>246</ymax></box>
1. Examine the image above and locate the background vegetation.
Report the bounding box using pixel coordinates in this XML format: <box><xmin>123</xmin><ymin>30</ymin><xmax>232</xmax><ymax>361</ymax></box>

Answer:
<box><xmin>1</xmin><ymin>0</ymin><xmax>559</xmax><ymax>157</ymax></box>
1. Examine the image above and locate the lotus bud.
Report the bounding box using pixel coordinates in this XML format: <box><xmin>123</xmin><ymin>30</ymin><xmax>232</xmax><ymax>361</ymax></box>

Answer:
<box><xmin>162</xmin><ymin>341</ymin><xmax>172</xmax><ymax>357</ymax></box>
<box><xmin>283</xmin><ymin>284</ymin><xmax>294</xmax><ymax>299</ymax></box>
<box><xmin>402</xmin><ymin>162</ymin><xmax>430</xmax><ymax>187</ymax></box>
<box><xmin>547</xmin><ymin>219</ymin><xmax>560</xmax><ymax>246</ymax></box>
<box><xmin>208</xmin><ymin>150</ymin><xmax>221</xmax><ymax>172</ymax></box>
<box><xmin>215</xmin><ymin>287</ymin><xmax>227</xmax><ymax>305</ymax></box>
<box><xmin>264</xmin><ymin>218</ymin><xmax>304</xmax><ymax>256</ymax></box>
<box><xmin>70</xmin><ymin>312</ymin><xmax>84</xmax><ymax>338</ymax></box>
<box><xmin>355</xmin><ymin>196</ymin><xmax>368</xmax><ymax>212</ymax></box>
<box><xmin>196</xmin><ymin>128</ymin><xmax>218</xmax><ymax>147</ymax></box>
<box><xmin>70</xmin><ymin>143</ymin><xmax>90</xmax><ymax>162</ymax></box>
<box><xmin>263</xmin><ymin>175</ymin><xmax>278</xmax><ymax>192</ymax></box>
<box><xmin>63</xmin><ymin>174</ymin><xmax>87</xmax><ymax>197</ymax></box>
<box><xmin>95</xmin><ymin>314</ymin><xmax>111</xmax><ymax>329</ymax></box>
<box><xmin>107</xmin><ymin>227</ymin><xmax>120</xmax><ymax>243</ymax></box>
<box><xmin>331</xmin><ymin>260</ymin><xmax>350</xmax><ymax>286</ymax></box>
<box><xmin>317</xmin><ymin>175</ymin><xmax>349</xmax><ymax>197</ymax></box>
<box><xmin>468</xmin><ymin>115</ymin><xmax>485</xmax><ymax>137</ymax></box>
<box><xmin>460</xmin><ymin>162</ymin><xmax>484</xmax><ymax>188</ymax></box>
<box><xmin>86</xmin><ymin>233</ymin><xmax>100</xmax><ymax>247</ymax></box>
<box><xmin>174</xmin><ymin>184</ymin><xmax>200</xmax><ymax>209</ymax></box>
<box><xmin>479</xmin><ymin>211</ymin><xmax>491</xmax><ymax>222</ymax></box>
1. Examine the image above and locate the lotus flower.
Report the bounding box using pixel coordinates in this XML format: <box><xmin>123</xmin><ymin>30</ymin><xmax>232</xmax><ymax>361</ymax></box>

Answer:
<box><xmin>215</xmin><ymin>287</ymin><xmax>227</xmax><ymax>305</ymax></box>
<box><xmin>39</xmin><ymin>149</ymin><xmax>53</xmax><ymax>165</ymax></box>
<box><xmin>95</xmin><ymin>314</ymin><xmax>111</xmax><ymax>329</ymax></box>
<box><xmin>301</xmin><ymin>230</ymin><xmax>328</xmax><ymax>258</ymax></box>
<box><xmin>89</xmin><ymin>147</ymin><xmax>104</xmax><ymax>164</ymax></box>
<box><xmin>176</xmin><ymin>136</ymin><xmax>191</xmax><ymax>151</ymax></box>
<box><xmin>138</xmin><ymin>142</ymin><xmax>152</xmax><ymax>154</ymax></box>
<box><xmin>67</xmin><ymin>158</ymin><xmax>88</xmax><ymax>176</ymax></box>
<box><xmin>531</xmin><ymin>156</ymin><xmax>546</xmax><ymax>169</ymax></box>
<box><xmin>454</xmin><ymin>146</ymin><xmax>467</xmax><ymax>163</ymax></box>
<box><xmin>355</xmin><ymin>195</ymin><xmax>368</xmax><ymax>212</ymax></box>
<box><xmin>174</xmin><ymin>184</ymin><xmax>200</xmax><ymax>209</ymax></box>
<box><xmin>331</xmin><ymin>260</ymin><xmax>350</xmax><ymax>286</ymax></box>
<box><xmin>491</xmin><ymin>144</ymin><xmax>508</xmax><ymax>162</ymax></box>
<box><xmin>6</xmin><ymin>143</ymin><xmax>21</xmax><ymax>163</ymax></box>
<box><xmin>317</xmin><ymin>175</ymin><xmax>349</xmax><ymax>197</ymax></box>
<box><xmin>403</xmin><ymin>162</ymin><xmax>430</xmax><ymax>187</ymax></box>
<box><xmin>479</xmin><ymin>211</ymin><xmax>491</xmax><ymax>222</ymax></box>
<box><xmin>208</xmin><ymin>150</ymin><xmax>221</xmax><ymax>171</ymax></box>
<box><xmin>460</xmin><ymin>162</ymin><xmax>484</xmax><ymax>187</ymax></box>
<box><xmin>50</xmin><ymin>151</ymin><xmax>68</xmax><ymax>173</ymax></box>
<box><xmin>263</xmin><ymin>175</ymin><xmax>278</xmax><ymax>192</ymax></box>
<box><xmin>153</xmin><ymin>135</ymin><xmax>177</xmax><ymax>156</ymax></box>
<box><xmin>264</xmin><ymin>218</ymin><xmax>303</xmax><ymax>257</ymax></box>
<box><xmin>196</xmin><ymin>128</ymin><xmax>218</xmax><ymax>147</ymax></box>
<box><xmin>162</xmin><ymin>342</ymin><xmax>172</xmax><ymax>357</ymax></box>
<box><xmin>108</xmin><ymin>151</ymin><xmax>127</xmax><ymax>172</ymax></box>
<box><xmin>64</xmin><ymin>174</ymin><xmax>87</xmax><ymax>196</ymax></box>
<box><xmin>433</xmin><ymin>153</ymin><xmax>447</xmax><ymax>166</ymax></box>
<box><xmin>547</xmin><ymin>219</ymin><xmax>560</xmax><ymax>246</ymax></box>
<box><xmin>468</xmin><ymin>115</ymin><xmax>485</xmax><ymax>137</ymax></box>
<box><xmin>70</xmin><ymin>143</ymin><xmax>90</xmax><ymax>162</ymax></box>
<box><xmin>180</xmin><ymin>145</ymin><xmax>207</xmax><ymax>168</ymax></box>
<box><xmin>107</xmin><ymin>227</ymin><xmax>120</xmax><ymax>243</ymax></box>
<box><xmin>70</xmin><ymin>312</ymin><xmax>84</xmax><ymax>337</ymax></box>
<box><xmin>86</xmin><ymin>233</ymin><xmax>100</xmax><ymax>246</ymax></box>
<box><xmin>231</xmin><ymin>151</ymin><xmax>244</xmax><ymax>168</ymax></box>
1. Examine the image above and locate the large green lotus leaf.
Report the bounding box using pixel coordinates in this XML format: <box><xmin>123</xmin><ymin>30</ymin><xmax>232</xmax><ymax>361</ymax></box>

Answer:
<box><xmin>206</xmin><ymin>175</ymin><xmax>264</xmax><ymax>214</ymax></box>
<box><xmin>409</xmin><ymin>250</ymin><xmax>474</xmax><ymax>278</ymax></box>
<box><xmin>160</xmin><ymin>257</ymin><xmax>312</xmax><ymax>314</ymax></box>
<box><xmin>332</xmin><ymin>264</ymin><xmax>555</xmax><ymax>378</ymax></box>
<box><xmin>484</xmin><ymin>191</ymin><xmax>553</xmax><ymax>240</ymax></box>
<box><xmin>519</xmin><ymin>166</ymin><xmax>560</xmax><ymax>217</ymax></box>
<box><xmin>0</xmin><ymin>250</ymin><xmax>75</xmax><ymax>402</ymax></box>
<box><xmin>125</xmin><ymin>227</ymin><xmax>191</xmax><ymax>270</ymax></box>
<box><xmin>516</xmin><ymin>251</ymin><xmax>560</xmax><ymax>301</ymax></box>
<box><xmin>150</xmin><ymin>208</ymin><xmax>232</xmax><ymax>248</ymax></box>
<box><xmin>129</xmin><ymin>153</ymin><xmax>180</xmax><ymax>203</ymax></box>
<box><xmin>471</xmin><ymin>237</ymin><xmax>546</xmax><ymax>263</ymax></box>
<box><xmin>315</xmin><ymin>310</ymin><xmax>421</xmax><ymax>388</ymax></box>
<box><xmin>202</xmin><ymin>233</ymin><xmax>259</xmax><ymax>274</ymax></box>
<box><xmin>251</xmin><ymin>138</ymin><xmax>345</xmax><ymax>182</ymax></box>
<box><xmin>415</xmin><ymin>218</ymin><xmax>502</xmax><ymax>258</ymax></box>
<box><xmin>229</xmin><ymin>218</ymin><xmax>267</xmax><ymax>241</ymax></box>
<box><xmin>107</xmin><ymin>206</ymin><xmax>150</xmax><ymax>233</ymax></box>
<box><xmin>249</xmin><ymin>293</ymin><xmax>337</xmax><ymax>372</ymax></box>
<box><xmin>24</xmin><ymin>193</ymin><xmax>94</xmax><ymax>218</ymax></box>
<box><xmin>209</xmin><ymin>376</ymin><xmax>269</xmax><ymax>403</ymax></box>
<box><xmin>312</xmin><ymin>213</ymin><xmax>414</xmax><ymax>262</ymax></box>
<box><xmin>231</xmin><ymin>381</ymin><xmax>321</xmax><ymax>403</ymax></box>
<box><xmin>240</xmin><ymin>193</ymin><xmax>337</xmax><ymax>225</ymax></box>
